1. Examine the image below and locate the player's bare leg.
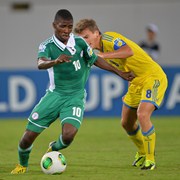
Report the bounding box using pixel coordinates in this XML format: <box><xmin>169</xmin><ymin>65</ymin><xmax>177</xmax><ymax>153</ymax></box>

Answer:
<box><xmin>121</xmin><ymin>104</ymin><xmax>138</xmax><ymax>132</ymax></box>
<box><xmin>121</xmin><ymin>104</ymin><xmax>145</xmax><ymax>167</ymax></box>
<box><xmin>19</xmin><ymin>130</ymin><xmax>40</xmax><ymax>149</ymax></box>
<box><xmin>48</xmin><ymin>123</ymin><xmax>78</xmax><ymax>152</ymax></box>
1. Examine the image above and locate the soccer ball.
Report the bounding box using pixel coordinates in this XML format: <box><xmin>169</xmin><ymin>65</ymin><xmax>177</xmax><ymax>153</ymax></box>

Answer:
<box><xmin>40</xmin><ymin>151</ymin><xmax>67</xmax><ymax>175</ymax></box>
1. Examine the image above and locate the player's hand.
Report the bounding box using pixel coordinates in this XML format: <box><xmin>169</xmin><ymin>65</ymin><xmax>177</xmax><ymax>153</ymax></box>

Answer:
<box><xmin>97</xmin><ymin>52</ymin><xmax>104</xmax><ymax>58</ymax></box>
<box><xmin>55</xmin><ymin>54</ymin><xmax>72</xmax><ymax>64</ymax></box>
<box><xmin>119</xmin><ymin>71</ymin><xmax>135</xmax><ymax>81</ymax></box>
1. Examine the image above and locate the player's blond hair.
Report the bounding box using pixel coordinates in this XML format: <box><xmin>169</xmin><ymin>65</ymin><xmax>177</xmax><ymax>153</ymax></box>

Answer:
<box><xmin>74</xmin><ymin>19</ymin><xmax>100</xmax><ymax>33</ymax></box>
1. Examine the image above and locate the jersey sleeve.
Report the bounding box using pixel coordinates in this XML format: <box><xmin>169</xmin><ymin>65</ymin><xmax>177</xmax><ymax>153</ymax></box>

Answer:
<box><xmin>103</xmin><ymin>32</ymin><xmax>126</xmax><ymax>51</ymax></box>
<box><xmin>84</xmin><ymin>45</ymin><xmax>98</xmax><ymax>66</ymax></box>
<box><xmin>37</xmin><ymin>43</ymin><xmax>50</xmax><ymax>59</ymax></box>
<box><xmin>79</xmin><ymin>37</ymin><xmax>98</xmax><ymax>66</ymax></box>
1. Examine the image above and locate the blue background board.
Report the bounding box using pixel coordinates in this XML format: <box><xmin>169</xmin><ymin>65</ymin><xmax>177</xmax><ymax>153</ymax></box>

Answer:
<box><xmin>0</xmin><ymin>67</ymin><xmax>179</xmax><ymax>118</ymax></box>
<box><xmin>0</xmin><ymin>70</ymin><xmax>48</xmax><ymax>118</ymax></box>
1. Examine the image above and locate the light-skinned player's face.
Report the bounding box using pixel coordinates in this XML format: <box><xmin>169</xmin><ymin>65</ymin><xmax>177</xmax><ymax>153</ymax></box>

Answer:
<box><xmin>78</xmin><ymin>28</ymin><xmax>99</xmax><ymax>49</ymax></box>
<box><xmin>53</xmin><ymin>18</ymin><xmax>73</xmax><ymax>44</ymax></box>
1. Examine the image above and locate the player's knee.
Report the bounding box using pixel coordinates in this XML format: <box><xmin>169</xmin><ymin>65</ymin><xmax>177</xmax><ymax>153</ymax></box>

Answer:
<box><xmin>121</xmin><ymin>118</ymin><xmax>128</xmax><ymax>130</ymax></box>
<box><xmin>137</xmin><ymin>110</ymin><xmax>147</xmax><ymax>122</ymax></box>
<box><xmin>121</xmin><ymin>120</ymin><xmax>127</xmax><ymax>129</ymax></box>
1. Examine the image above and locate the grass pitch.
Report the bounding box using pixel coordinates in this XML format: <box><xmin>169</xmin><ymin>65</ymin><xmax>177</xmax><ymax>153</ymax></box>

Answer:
<box><xmin>0</xmin><ymin>117</ymin><xmax>180</xmax><ymax>180</ymax></box>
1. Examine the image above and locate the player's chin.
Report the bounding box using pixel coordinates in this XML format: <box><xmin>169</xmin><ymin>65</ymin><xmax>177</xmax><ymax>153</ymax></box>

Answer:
<box><xmin>62</xmin><ymin>35</ymin><xmax>70</xmax><ymax>41</ymax></box>
<box><xmin>89</xmin><ymin>44</ymin><xmax>95</xmax><ymax>49</ymax></box>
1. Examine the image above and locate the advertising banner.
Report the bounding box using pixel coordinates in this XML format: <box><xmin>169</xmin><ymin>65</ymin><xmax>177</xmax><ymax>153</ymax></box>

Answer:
<box><xmin>0</xmin><ymin>67</ymin><xmax>179</xmax><ymax>118</ymax></box>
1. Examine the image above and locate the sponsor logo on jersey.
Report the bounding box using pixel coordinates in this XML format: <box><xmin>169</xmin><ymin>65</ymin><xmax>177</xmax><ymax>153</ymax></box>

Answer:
<box><xmin>87</xmin><ymin>46</ymin><xmax>93</xmax><ymax>57</ymax></box>
<box><xmin>113</xmin><ymin>38</ymin><xmax>126</xmax><ymax>50</ymax></box>
<box><xmin>32</xmin><ymin>112</ymin><xmax>39</xmax><ymax>120</ymax></box>
<box><xmin>38</xmin><ymin>44</ymin><xmax>46</xmax><ymax>53</ymax></box>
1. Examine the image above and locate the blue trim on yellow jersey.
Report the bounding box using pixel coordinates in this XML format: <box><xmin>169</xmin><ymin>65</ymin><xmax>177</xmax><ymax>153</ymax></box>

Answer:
<box><xmin>141</xmin><ymin>100</ymin><xmax>159</xmax><ymax>109</ymax></box>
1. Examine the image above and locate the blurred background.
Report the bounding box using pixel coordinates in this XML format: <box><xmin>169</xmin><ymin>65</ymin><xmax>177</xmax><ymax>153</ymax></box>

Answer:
<box><xmin>0</xmin><ymin>0</ymin><xmax>180</xmax><ymax>118</ymax></box>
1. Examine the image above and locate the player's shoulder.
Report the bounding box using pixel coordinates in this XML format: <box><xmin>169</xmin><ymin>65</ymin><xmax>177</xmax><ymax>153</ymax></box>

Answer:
<box><xmin>102</xmin><ymin>31</ymin><xmax>124</xmax><ymax>41</ymax></box>
<box><xmin>39</xmin><ymin>36</ymin><xmax>53</xmax><ymax>46</ymax></box>
<box><xmin>74</xmin><ymin>35</ymin><xmax>86</xmax><ymax>43</ymax></box>
<box><xmin>38</xmin><ymin>36</ymin><xmax>53</xmax><ymax>52</ymax></box>
<box><xmin>74</xmin><ymin>34</ymin><xmax>88</xmax><ymax>47</ymax></box>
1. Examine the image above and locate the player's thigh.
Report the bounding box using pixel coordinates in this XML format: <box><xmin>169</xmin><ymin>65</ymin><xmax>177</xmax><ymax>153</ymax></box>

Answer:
<box><xmin>121</xmin><ymin>104</ymin><xmax>137</xmax><ymax>129</ymax></box>
<box><xmin>60</xmin><ymin>93</ymin><xmax>86</xmax><ymax>130</ymax></box>
<box><xmin>27</xmin><ymin>91</ymin><xmax>61</xmax><ymax>133</ymax></box>
<box><xmin>137</xmin><ymin>102</ymin><xmax>155</xmax><ymax>119</ymax></box>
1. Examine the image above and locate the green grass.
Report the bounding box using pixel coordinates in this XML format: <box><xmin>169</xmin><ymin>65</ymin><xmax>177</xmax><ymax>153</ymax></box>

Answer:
<box><xmin>0</xmin><ymin>117</ymin><xmax>180</xmax><ymax>180</ymax></box>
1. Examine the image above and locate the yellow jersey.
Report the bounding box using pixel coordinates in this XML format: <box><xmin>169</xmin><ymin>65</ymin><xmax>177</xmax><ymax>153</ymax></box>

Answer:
<box><xmin>101</xmin><ymin>32</ymin><xmax>165</xmax><ymax>84</ymax></box>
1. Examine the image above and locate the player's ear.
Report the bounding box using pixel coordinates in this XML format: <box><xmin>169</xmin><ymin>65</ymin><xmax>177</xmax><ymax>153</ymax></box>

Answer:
<box><xmin>95</xmin><ymin>30</ymin><xmax>99</xmax><ymax>37</ymax></box>
<box><xmin>52</xmin><ymin>22</ymin><xmax>56</xmax><ymax>29</ymax></box>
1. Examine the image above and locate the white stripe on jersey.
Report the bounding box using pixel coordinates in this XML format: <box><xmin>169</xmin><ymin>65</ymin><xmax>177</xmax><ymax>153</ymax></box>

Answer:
<box><xmin>47</xmin><ymin>67</ymin><xmax>55</xmax><ymax>91</ymax></box>
<box><xmin>28</xmin><ymin>118</ymin><xmax>48</xmax><ymax>129</ymax></box>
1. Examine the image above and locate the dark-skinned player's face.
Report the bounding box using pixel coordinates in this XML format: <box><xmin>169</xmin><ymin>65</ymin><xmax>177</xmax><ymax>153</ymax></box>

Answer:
<box><xmin>53</xmin><ymin>18</ymin><xmax>73</xmax><ymax>44</ymax></box>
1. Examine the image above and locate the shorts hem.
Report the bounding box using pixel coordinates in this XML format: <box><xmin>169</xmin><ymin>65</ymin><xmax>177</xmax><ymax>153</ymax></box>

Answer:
<box><xmin>123</xmin><ymin>102</ymin><xmax>137</xmax><ymax>109</ymax></box>
<box><xmin>26</xmin><ymin>120</ymin><xmax>47</xmax><ymax>133</ymax></box>
<box><xmin>141</xmin><ymin>100</ymin><xmax>159</xmax><ymax>109</ymax></box>
<box><xmin>61</xmin><ymin>118</ymin><xmax>81</xmax><ymax>129</ymax></box>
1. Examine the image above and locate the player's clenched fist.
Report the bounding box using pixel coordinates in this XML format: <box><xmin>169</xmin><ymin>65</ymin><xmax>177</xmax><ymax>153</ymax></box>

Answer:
<box><xmin>120</xmin><ymin>71</ymin><xmax>135</xmax><ymax>81</ymax></box>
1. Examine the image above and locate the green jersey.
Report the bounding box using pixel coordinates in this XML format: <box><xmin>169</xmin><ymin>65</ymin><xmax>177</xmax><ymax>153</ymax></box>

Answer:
<box><xmin>38</xmin><ymin>33</ymin><xmax>98</xmax><ymax>94</ymax></box>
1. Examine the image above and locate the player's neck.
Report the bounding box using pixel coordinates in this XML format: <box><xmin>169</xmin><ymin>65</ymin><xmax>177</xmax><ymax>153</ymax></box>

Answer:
<box><xmin>97</xmin><ymin>35</ymin><xmax>102</xmax><ymax>51</ymax></box>
<box><xmin>55</xmin><ymin>34</ymin><xmax>68</xmax><ymax>45</ymax></box>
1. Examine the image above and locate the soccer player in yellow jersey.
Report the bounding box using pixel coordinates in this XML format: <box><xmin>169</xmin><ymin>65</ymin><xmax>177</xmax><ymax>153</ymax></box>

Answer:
<box><xmin>74</xmin><ymin>19</ymin><xmax>168</xmax><ymax>170</ymax></box>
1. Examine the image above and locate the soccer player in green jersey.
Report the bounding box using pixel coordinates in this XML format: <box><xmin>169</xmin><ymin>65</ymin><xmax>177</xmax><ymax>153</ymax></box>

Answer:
<box><xmin>11</xmin><ymin>9</ymin><xmax>134</xmax><ymax>174</ymax></box>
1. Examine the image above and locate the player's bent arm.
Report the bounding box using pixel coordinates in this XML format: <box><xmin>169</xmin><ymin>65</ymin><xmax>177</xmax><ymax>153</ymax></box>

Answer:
<box><xmin>37</xmin><ymin>57</ymin><xmax>57</xmax><ymax>69</ymax></box>
<box><xmin>38</xmin><ymin>55</ymin><xmax>71</xmax><ymax>69</ymax></box>
<box><xmin>98</xmin><ymin>44</ymin><xmax>134</xmax><ymax>59</ymax></box>
<box><xmin>94</xmin><ymin>56</ymin><xmax>135</xmax><ymax>81</ymax></box>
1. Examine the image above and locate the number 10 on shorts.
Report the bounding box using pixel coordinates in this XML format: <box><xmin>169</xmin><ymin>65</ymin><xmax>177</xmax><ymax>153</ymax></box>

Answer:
<box><xmin>72</xmin><ymin>107</ymin><xmax>82</xmax><ymax>117</ymax></box>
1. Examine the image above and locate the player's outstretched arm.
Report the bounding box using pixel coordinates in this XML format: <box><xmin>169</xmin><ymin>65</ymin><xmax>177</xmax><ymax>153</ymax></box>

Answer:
<box><xmin>94</xmin><ymin>56</ymin><xmax>135</xmax><ymax>81</ymax></box>
<box><xmin>37</xmin><ymin>55</ymin><xmax>71</xmax><ymax>69</ymax></box>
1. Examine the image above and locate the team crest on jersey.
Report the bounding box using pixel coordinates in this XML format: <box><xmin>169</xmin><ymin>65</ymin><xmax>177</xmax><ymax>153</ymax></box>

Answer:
<box><xmin>113</xmin><ymin>38</ymin><xmax>126</xmax><ymax>50</ymax></box>
<box><xmin>38</xmin><ymin>44</ymin><xmax>46</xmax><ymax>53</ymax></box>
<box><xmin>87</xmin><ymin>46</ymin><xmax>93</xmax><ymax>57</ymax></box>
<box><xmin>32</xmin><ymin>112</ymin><xmax>39</xmax><ymax>120</ymax></box>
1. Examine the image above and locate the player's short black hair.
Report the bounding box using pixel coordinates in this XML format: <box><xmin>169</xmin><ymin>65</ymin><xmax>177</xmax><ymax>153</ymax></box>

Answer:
<box><xmin>54</xmin><ymin>9</ymin><xmax>73</xmax><ymax>22</ymax></box>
